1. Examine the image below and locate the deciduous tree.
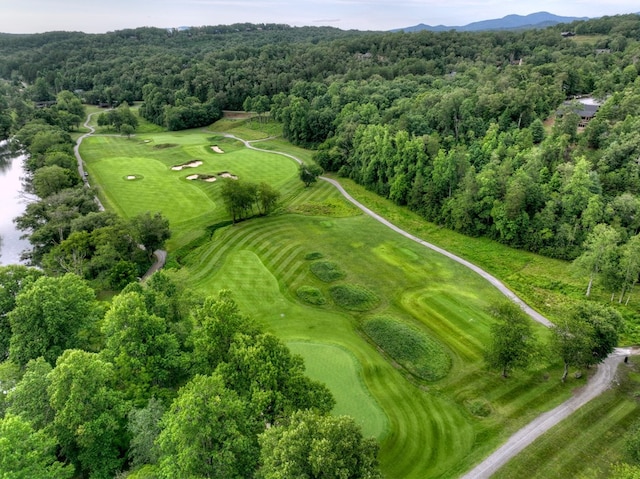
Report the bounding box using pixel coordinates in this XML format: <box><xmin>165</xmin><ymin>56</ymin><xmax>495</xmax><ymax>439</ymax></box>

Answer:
<box><xmin>258</xmin><ymin>410</ymin><xmax>381</xmax><ymax>479</ymax></box>
<box><xmin>485</xmin><ymin>302</ymin><xmax>536</xmax><ymax>377</ymax></box>
<box><xmin>0</xmin><ymin>413</ymin><xmax>74</xmax><ymax>479</ymax></box>
<box><xmin>8</xmin><ymin>273</ymin><xmax>101</xmax><ymax>366</ymax></box>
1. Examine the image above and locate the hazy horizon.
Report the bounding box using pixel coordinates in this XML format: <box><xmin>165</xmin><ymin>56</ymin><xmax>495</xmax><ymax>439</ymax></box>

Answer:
<box><xmin>0</xmin><ymin>0</ymin><xmax>638</xmax><ymax>34</ymax></box>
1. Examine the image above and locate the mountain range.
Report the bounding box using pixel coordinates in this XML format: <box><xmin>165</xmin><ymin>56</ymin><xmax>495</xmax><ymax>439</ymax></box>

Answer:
<box><xmin>394</xmin><ymin>12</ymin><xmax>589</xmax><ymax>33</ymax></box>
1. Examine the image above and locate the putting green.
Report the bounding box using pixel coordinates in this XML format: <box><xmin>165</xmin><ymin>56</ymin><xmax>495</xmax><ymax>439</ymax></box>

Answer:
<box><xmin>287</xmin><ymin>341</ymin><xmax>387</xmax><ymax>439</ymax></box>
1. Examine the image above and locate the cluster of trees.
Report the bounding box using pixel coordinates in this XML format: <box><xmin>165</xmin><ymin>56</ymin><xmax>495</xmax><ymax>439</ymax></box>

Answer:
<box><xmin>221</xmin><ymin>179</ymin><xmax>281</xmax><ymax>222</ymax></box>
<box><xmin>96</xmin><ymin>102</ymin><xmax>138</xmax><ymax>136</ymax></box>
<box><xmin>7</xmin><ymin>106</ymin><xmax>170</xmax><ymax>288</ymax></box>
<box><xmin>139</xmin><ymin>84</ymin><xmax>222</xmax><ymax>130</ymax></box>
<box><xmin>485</xmin><ymin>300</ymin><xmax>622</xmax><ymax>381</ymax></box>
<box><xmin>0</xmin><ymin>269</ymin><xmax>381</xmax><ymax>478</ymax></box>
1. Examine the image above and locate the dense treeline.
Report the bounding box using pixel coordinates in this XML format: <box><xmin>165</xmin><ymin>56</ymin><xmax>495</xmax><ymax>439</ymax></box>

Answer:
<box><xmin>1</xmin><ymin>15</ymin><xmax>640</xmax><ymax>261</ymax></box>
<box><xmin>0</xmin><ymin>270</ymin><xmax>380</xmax><ymax>478</ymax></box>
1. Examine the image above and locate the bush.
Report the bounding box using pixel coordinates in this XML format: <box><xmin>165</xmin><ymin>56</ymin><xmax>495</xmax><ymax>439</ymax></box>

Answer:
<box><xmin>310</xmin><ymin>261</ymin><xmax>345</xmax><ymax>282</ymax></box>
<box><xmin>362</xmin><ymin>316</ymin><xmax>451</xmax><ymax>381</ymax></box>
<box><xmin>465</xmin><ymin>398</ymin><xmax>492</xmax><ymax>417</ymax></box>
<box><xmin>328</xmin><ymin>284</ymin><xmax>379</xmax><ymax>311</ymax></box>
<box><xmin>296</xmin><ymin>286</ymin><xmax>326</xmax><ymax>305</ymax></box>
<box><xmin>304</xmin><ymin>252</ymin><xmax>323</xmax><ymax>260</ymax></box>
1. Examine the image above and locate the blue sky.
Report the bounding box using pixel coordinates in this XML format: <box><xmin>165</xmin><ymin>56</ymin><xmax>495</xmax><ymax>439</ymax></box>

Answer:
<box><xmin>0</xmin><ymin>0</ymin><xmax>638</xmax><ymax>33</ymax></box>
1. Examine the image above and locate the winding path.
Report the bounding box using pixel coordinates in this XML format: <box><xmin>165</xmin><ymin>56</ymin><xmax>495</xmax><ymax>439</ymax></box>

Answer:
<box><xmin>74</xmin><ymin>112</ymin><xmax>105</xmax><ymax>211</ymax></box>
<box><xmin>224</xmin><ymin>133</ymin><xmax>628</xmax><ymax>478</ymax></box>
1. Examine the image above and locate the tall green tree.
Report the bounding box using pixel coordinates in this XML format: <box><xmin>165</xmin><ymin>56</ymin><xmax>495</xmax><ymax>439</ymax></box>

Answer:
<box><xmin>299</xmin><ymin>163</ymin><xmax>323</xmax><ymax>187</ymax></box>
<box><xmin>0</xmin><ymin>414</ymin><xmax>74</xmax><ymax>479</ymax></box>
<box><xmin>101</xmin><ymin>291</ymin><xmax>181</xmax><ymax>403</ymax></box>
<box><xmin>258</xmin><ymin>410</ymin><xmax>381</xmax><ymax>479</ymax></box>
<box><xmin>5</xmin><ymin>357</ymin><xmax>54</xmax><ymax>431</ymax></box>
<box><xmin>48</xmin><ymin>349</ymin><xmax>127</xmax><ymax>479</ymax></box>
<box><xmin>127</xmin><ymin>397</ymin><xmax>165</xmax><ymax>468</ymax></box>
<box><xmin>0</xmin><ymin>265</ymin><xmax>43</xmax><ymax>360</ymax></box>
<box><xmin>8</xmin><ymin>273</ymin><xmax>101</xmax><ymax>366</ymax></box>
<box><xmin>156</xmin><ymin>373</ymin><xmax>259</xmax><ymax>479</ymax></box>
<box><xmin>618</xmin><ymin>234</ymin><xmax>640</xmax><ymax>304</ymax></box>
<box><xmin>573</xmin><ymin>224</ymin><xmax>620</xmax><ymax>297</ymax></box>
<box><xmin>219</xmin><ymin>333</ymin><xmax>335</xmax><ymax>424</ymax></box>
<box><xmin>485</xmin><ymin>302</ymin><xmax>536</xmax><ymax>377</ymax></box>
<box><xmin>189</xmin><ymin>290</ymin><xmax>258</xmax><ymax>375</ymax></box>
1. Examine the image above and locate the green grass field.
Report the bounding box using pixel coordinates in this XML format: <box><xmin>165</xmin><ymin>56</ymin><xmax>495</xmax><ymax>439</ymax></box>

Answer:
<box><xmin>81</xmin><ymin>118</ymin><xmax>637</xmax><ymax>478</ymax></box>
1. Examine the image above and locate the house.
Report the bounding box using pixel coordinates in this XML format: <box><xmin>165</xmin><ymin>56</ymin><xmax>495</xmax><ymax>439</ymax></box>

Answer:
<box><xmin>557</xmin><ymin>97</ymin><xmax>601</xmax><ymax>128</ymax></box>
<box><xmin>561</xmin><ymin>31</ymin><xmax>575</xmax><ymax>37</ymax></box>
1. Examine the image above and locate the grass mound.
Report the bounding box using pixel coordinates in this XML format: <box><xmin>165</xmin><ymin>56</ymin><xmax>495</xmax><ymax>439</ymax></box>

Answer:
<box><xmin>153</xmin><ymin>143</ymin><xmax>178</xmax><ymax>149</ymax></box>
<box><xmin>289</xmin><ymin>198</ymin><xmax>360</xmax><ymax>217</ymax></box>
<box><xmin>362</xmin><ymin>316</ymin><xmax>451</xmax><ymax>381</ymax></box>
<box><xmin>465</xmin><ymin>398</ymin><xmax>492</xmax><ymax>417</ymax></box>
<box><xmin>329</xmin><ymin>284</ymin><xmax>379</xmax><ymax>311</ymax></box>
<box><xmin>310</xmin><ymin>261</ymin><xmax>345</xmax><ymax>282</ymax></box>
<box><xmin>296</xmin><ymin>286</ymin><xmax>326</xmax><ymax>305</ymax></box>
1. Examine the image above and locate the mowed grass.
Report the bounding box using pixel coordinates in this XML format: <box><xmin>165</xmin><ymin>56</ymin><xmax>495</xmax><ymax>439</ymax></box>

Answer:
<box><xmin>83</xmin><ymin>123</ymin><xmax>613</xmax><ymax>478</ymax></box>
<box><xmin>80</xmin><ymin>130</ymin><xmax>300</xmax><ymax>251</ymax></box>
<box><xmin>182</xmin><ymin>204</ymin><xmax>577</xmax><ymax>478</ymax></box>
<box><xmin>287</xmin><ymin>341</ymin><xmax>387</xmax><ymax>439</ymax></box>
<box><xmin>494</xmin><ymin>359</ymin><xmax>640</xmax><ymax>479</ymax></box>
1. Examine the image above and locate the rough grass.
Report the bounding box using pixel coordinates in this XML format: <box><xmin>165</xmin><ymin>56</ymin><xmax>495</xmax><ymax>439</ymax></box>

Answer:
<box><xmin>296</xmin><ymin>285</ymin><xmax>326</xmax><ymax>305</ymax></box>
<box><xmin>310</xmin><ymin>261</ymin><xmax>345</xmax><ymax>282</ymax></box>
<box><xmin>329</xmin><ymin>283</ymin><xmax>380</xmax><ymax>311</ymax></box>
<box><xmin>362</xmin><ymin>315</ymin><xmax>451</xmax><ymax>381</ymax></box>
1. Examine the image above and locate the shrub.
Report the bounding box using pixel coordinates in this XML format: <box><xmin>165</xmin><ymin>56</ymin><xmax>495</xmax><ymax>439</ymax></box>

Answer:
<box><xmin>328</xmin><ymin>284</ymin><xmax>379</xmax><ymax>311</ymax></box>
<box><xmin>362</xmin><ymin>316</ymin><xmax>451</xmax><ymax>381</ymax></box>
<box><xmin>465</xmin><ymin>398</ymin><xmax>492</xmax><ymax>417</ymax></box>
<box><xmin>310</xmin><ymin>261</ymin><xmax>345</xmax><ymax>282</ymax></box>
<box><xmin>304</xmin><ymin>252</ymin><xmax>323</xmax><ymax>260</ymax></box>
<box><xmin>296</xmin><ymin>286</ymin><xmax>326</xmax><ymax>305</ymax></box>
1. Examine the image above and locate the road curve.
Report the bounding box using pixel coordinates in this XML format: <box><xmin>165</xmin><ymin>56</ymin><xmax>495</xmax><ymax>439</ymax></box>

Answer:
<box><xmin>142</xmin><ymin>249</ymin><xmax>167</xmax><ymax>280</ymax></box>
<box><xmin>223</xmin><ymin>132</ymin><xmax>629</xmax><ymax>478</ymax></box>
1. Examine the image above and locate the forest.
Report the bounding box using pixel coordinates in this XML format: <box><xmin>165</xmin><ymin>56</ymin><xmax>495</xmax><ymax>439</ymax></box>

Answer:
<box><xmin>1</xmin><ymin>12</ymin><xmax>640</xmax><ymax>479</ymax></box>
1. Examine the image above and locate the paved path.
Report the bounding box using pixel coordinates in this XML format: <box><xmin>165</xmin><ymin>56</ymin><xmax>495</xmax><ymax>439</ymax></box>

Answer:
<box><xmin>74</xmin><ymin>112</ymin><xmax>105</xmax><ymax>211</ymax></box>
<box><xmin>460</xmin><ymin>347</ymin><xmax>634</xmax><ymax>479</ymax></box>
<box><xmin>224</xmin><ymin>133</ymin><xmax>628</xmax><ymax>478</ymax></box>
<box><xmin>142</xmin><ymin>249</ymin><xmax>167</xmax><ymax>280</ymax></box>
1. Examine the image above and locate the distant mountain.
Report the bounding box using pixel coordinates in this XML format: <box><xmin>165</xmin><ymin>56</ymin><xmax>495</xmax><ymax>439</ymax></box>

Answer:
<box><xmin>395</xmin><ymin>12</ymin><xmax>589</xmax><ymax>33</ymax></box>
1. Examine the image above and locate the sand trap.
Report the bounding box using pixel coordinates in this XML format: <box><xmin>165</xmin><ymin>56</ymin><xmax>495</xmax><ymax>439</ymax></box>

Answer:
<box><xmin>219</xmin><ymin>172</ymin><xmax>238</xmax><ymax>180</ymax></box>
<box><xmin>204</xmin><ymin>176</ymin><xmax>217</xmax><ymax>182</ymax></box>
<box><xmin>211</xmin><ymin>145</ymin><xmax>224</xmax><ymax>153</ymax></box>
<box><xmin>126</xmin><ymin>175</ymin><xmax>137</xmax><ymax>180</ymax></box>
<box><xmin>171</xmin><ymin>160</ymin><xmax>203</xmax><ymax>171</ymax></box>
<box><xmin>186</xmin><ymin>174</ymin><xmax>199</xmax><ymax>180</ymax></box>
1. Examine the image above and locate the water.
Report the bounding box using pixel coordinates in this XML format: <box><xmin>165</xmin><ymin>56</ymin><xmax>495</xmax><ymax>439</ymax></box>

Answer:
<box><xmin>0</xmin><ymin>141</ymin><xmax>31</xmax><ymax>265</ymax></box>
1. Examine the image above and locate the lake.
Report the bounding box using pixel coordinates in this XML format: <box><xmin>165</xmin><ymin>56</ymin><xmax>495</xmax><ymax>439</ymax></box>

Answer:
<box><xmin>0</xmin><ymin>141</ymin><xmax>31</xmax><ymax>265</ymax></box>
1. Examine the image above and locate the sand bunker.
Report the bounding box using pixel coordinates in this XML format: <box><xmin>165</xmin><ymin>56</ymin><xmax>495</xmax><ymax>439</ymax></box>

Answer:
<box><xmin>126</xmin><ymin>175</ymin><xmax>137</xmax><ymax>180</ymax></box>
<box><xmin>186</xmin><ymin>174</ymin><xmax>199</xmax><ymax>180</ymax></box>
<box><xmin>171</xmin><ymin>160</ymin><xmax>203</xmax><ymax>171</ymax></box>
<box><xmin>185</xmin><ymin>174</ymin><xmax>218</xmax><ymax>182</ymax></box>
<box><xmin>204</xmin><ymin>176</ymin><xmax>217</xmax><ymax>182</ymax></box>
<box><xmin>211</xmin><ymin>145</ymin><xmax>224</xmax><ymax>153</ymax></box>
<box><xmin>219</xmin><ymin>172</ymin><xmax>238</xmax><ymax>180</ymax></box>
